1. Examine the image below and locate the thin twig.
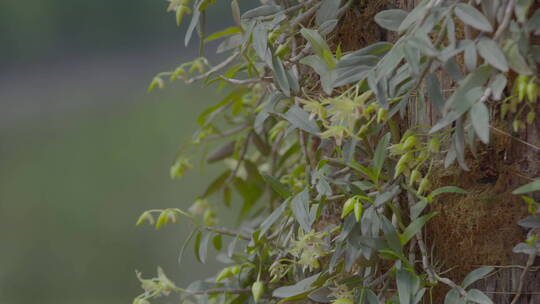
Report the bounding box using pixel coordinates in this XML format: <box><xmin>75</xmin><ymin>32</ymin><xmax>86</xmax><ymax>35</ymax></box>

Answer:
<box><xmin>185</xmin><ymin>51</ymin><xmax>241</xmax><ymax>84</ymax></box>
<box><xmin>185</xmin><ymin>288</ymin><xmax>251</xmax><ymax>295</ymax></box>
<box><xmin>494</xmin><ymin>0</ymin><xmax>517</xmax><ymax>40</ymax></box>
<box><xmin>227</xmin><ymin>132</ymin><xmax>253</xmax><ymax>184</ymax></box>
<box><xmin>202</xmin><ymin>226</ymin><xmax>251</xmax><ymax>240</ymax></box>
<box><xmin>490</xmin><ymin>126</ymin><xmax>540</xmax><ymax>152</ymax></box>
<box><xmin>510</xmin><ymin>252</ymin><xmax>537</xmax><ymax>304</ymax></box>
<box><xmin>218</xmin><ymin>76</ymin><xmax>265</xmax><ymax>85</ymax></box>
<box><xmin>205</xmin><ymin>124</ymin><xmax>249</xmax><ymax>140</ymax></box>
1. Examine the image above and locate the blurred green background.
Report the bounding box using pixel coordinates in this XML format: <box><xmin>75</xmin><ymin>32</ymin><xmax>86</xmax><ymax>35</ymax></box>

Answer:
<box><xmin>0</xmin><ymin>0</ymin><xmax>253</xmax><ymax>303</ymax></box>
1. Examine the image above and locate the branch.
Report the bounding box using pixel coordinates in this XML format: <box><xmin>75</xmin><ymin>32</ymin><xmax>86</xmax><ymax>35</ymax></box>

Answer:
<box><xmin>185</xmin><ymin>288</ymin><xmax>251</xmax><ymax>295</ymax></box>
<box><xmin>494</xmin><ymin>0</ymin><xmax>517</xmax><ymax>40</ymax></box>
<box><xmin>202</xmin><ymin>226</ymin><xmax>251</xmax><ymax>241</ymax></box>
<box><xmin>185</xmin><ymin>51</ymin><xmax>241</xmax><ymax>84</ymax></box>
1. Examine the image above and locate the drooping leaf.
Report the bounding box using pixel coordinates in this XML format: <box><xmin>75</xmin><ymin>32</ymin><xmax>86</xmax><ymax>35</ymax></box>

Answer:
<box><xmin>282</xmin><ymin>105</ymin><xmax>321</xmax><ymax>135</ymax></box>
<box><xmin>291</xmin><ymin>188</ymin><xmax>313</xmax><ymax>232</ymax></box>
<box><xmin>462</xmin><ymin>266</ymin><xmax>494</xmax><ymax>288</ymax></box>
<box><xmin>454</xmin><ymin>3</ymin><xmax>493</xmax><ymax>32</ymax></box>
<box><xmin>259</xmin><ymin>198</ymin><xmax>290</xmax><ymax>237</ymax></box>
<box><xmin>477</xmin><ymin>38</ymin><xmax>508</xmax><ymax>72</ymax></box>
<box><xmin>374</xmin><ymin>9</ymin><xmax>408</xmax><ymax>31</ymax></box>
<box><xmin>373</xmin><ymin>133</ymin><xmax>391</xmax><ymax>180</ymax></box>
<box><xmin>400</xmin><ymin>212</ymin><xmax>438</xmax><ymax>245</ymax></box>
<box><xmin>272</xmin><ymin>273</ymin><xmax>320</xmax><ymax>298</ymax></box>
<box><xmin>469</xmin><ymin>101</ymin><xmax>490</xmax><ymax>144</ymax></box>
<box><xmin>466</xmin><ymin>289</ymin><xmax>494</xmax><ymax>304</ymax></box>
<box><xmin>262</xmin><ymin>174</ymin><xmax>291</xmax><ymax>198</ymax></box>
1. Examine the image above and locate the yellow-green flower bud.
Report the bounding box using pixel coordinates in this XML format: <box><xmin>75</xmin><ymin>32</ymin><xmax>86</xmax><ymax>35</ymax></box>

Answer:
<box><xmin>427</xmin><ymin>137</ymin><xmax>440</xmax><ymax>153</ymax></box>
<box><xmin>402</xmin><ymin>135</ymin><xmax>418</xmax><ymax>150</ymax></box>
<box><xmin>376</xmin><ymin>108</ymin><xmax>388</xmax><ymax>123</ymax></box>
<box><xmin>395</xmin><ymin>152</ymin><xmax>413</xmax><ymax>178</ymax></box>
<box><xmin>417</xmin><ymin>177</ymin><xmax>430</xmax><ymax>195</ymax></box>
<box><xmin>341</xmin><ymin>197</ymin><xmax>355</xmax><ymax>219</ymax></box>
<box><xmin>354</xmin><ymin>201</ymin><xmax>363</xmax><ymax>223</ymax></box>
<box><xmin>513</xmin><ymin>120</ymin><xmax>521</xmax><ymax>132</ymax></box>
<box><xmin>517</xmin><ymin>75</ymin><xmax>529</xmax><ymax>102</ymax></box>
<box><xmin>410</xmin><ymin>169</ymin><xmax>422</xmax><ymax>186</ymax></box>
<box><xmin>527</xmin><ymin>111</ymin><xmax>536</xmax><ymax>125</ymax></box>
<box><xmin>203</xmin><ymin>209</ymin><xmax>216</xmax><ymax>226</ymax></box>
<box><xmin>527</xmin><ymin>79</ymin><xmax>538</xmax><ymax>103</ymax></box>
<box><xmin>333</xmin><ymin>298</ymin><xmax>354</xmax><ymax>304</ymax></box>
<box><xmin>252</xmin><ymin>281</ymin><xmax>264</xmax><ymax>303</ymax></box>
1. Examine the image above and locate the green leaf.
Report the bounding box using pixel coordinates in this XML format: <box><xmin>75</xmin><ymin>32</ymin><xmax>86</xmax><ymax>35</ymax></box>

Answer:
<box><xmin>400</xmin><ymin>212</ymin><xmax>437</xmax><ymax>245</ymax></box>
<box><xmin>259</xmin><ymin>198</ymin><xmax>290</xmax><ymax>237</ymax></box>
<box><xmin>262</xmin><ymin>174</ymin><xmax>291</xmax><ymax>198</ymax></box>
<box><xmin>202</xmin><ymin>171</ymin><xmax>231</xmax><ymax>198</ymax></box>
<box><xmin>374</xmin><ymin>9</ymin><xmax>408</xmax><ymax>31</ymax></box>
<box><xmin>315</xmin><ymin>0</ymin><xmax>340</xmax><ymax>26</ymax></box>
<box><xmin>348</xmin><ymin>160</ymin><xmax>377</xmax><ymax>183</ymax></box>
<box><xmin>469</xmin><ymin>101</ymin><xmax>490</xmax><ymax>144</ymax></box>
<box><xmin>291</xmin><ymin>188</ymin><xmax>313</xmax><ymax>232</ymax></box>
<box><xmin>454</xmin><ymin>3</ymin><xmax>493</xmax><ymax>32</ymax></box>
<box><xmin>272</xmin><ymin>273</ymin><xmax>320</xmax><ymax>298</ymax></box>
<box><xmin>490</xmin><ymin>74</ymin><xmax>507</xmax><ymax>101</ymax></box>
<box><xmin>282</xmin><ymin>105</ymin><xmax>321</xmax><ymax>135</ymax></box>
<box><xmin>506</xmin><ymin>41</ymin><xmax>534</xmax><ymax>75</ymax></box>
<box><xmin>513</xmin><ymin>180</ymin><xmax>540</xmax><ymax>194</ymax></box>
<box><xmin>477</xmin><ymin>38</ymin><xmax>508</xmax><ymax>72</ymax></box>
<box><xmin>204</xmin><ymin>26</ymin><xmax>241</xmax><ymax>42</ymax></box>
<box><xmin>430</xmin><ymin>186</ymin><xmax>468</xmax><ymax>197</ymax></box>
<box><xmin>396</xmin><ymin>269</ymin><xmax>413</xmax><ymax>304</ymax></box>
<box><xmin>444</xmin><ymin>290</ymin><xmax>464</xmax><ymax>304</ymax></box>
<box><xmin>212</xmin><ymin>234</ymin><xmax>222</xmax><ymax>251</ymax></box>
<box><xmin>462</xmin><ymin>266</ymin><xmax>494</xmax><ymax>288</ymax></box>
<box><xmin>194</xmin><ymin>231</ymin><xmax>203</xmax><ymax>263</ymax></box>
<box><xmin>467</xmin><ymin>289</ymin><xmax>493</xmax><ymax>304</ymax></box>
<box><xmin>271</xmin><ymin>56</ymin><xmax>291</xmax><ymax>96</ymax></box>
<box><xmin>198</xmin><ymin>232</ymin><xmax>211</xmax><ymax>264</ymax></box>
<box><xmin>300</xmin><ymin>28</ymin><xmax>331</xmax><ymax>58</ymax></box>
<box><xmin>373</xmin><ymin>133</ymin><xmax>391</xmax><ymax>180</ymax></box>
<box><xmin>426</xmin><ymin>73</ymin><xmax>444</xmax><ymax>113</ymax></box>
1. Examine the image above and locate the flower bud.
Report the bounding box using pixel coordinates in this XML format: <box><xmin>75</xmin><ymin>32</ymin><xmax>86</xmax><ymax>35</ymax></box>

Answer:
<box><xmin>252</xmin><ymin>281</ymin><xmax>265</xmax><ymax>303</ymax></box>
<box><xmin>527</xmin><ymin>111</ymin><xmax>536</xmax><ymax>125</ymax></box>
<box><xmin>427</xmin><ymin>137</ymin><xmax>440</xmax><ymax>153</ymax></box>
<box><xmin>517</xmin><ymin>75</ymin><xmax>529</xmax><ymax>102</ymax></box>
<box><xmin>341</xmin><ymin>197</ymin><xmax>355</xmax><ymax>219</ymax></box>
<box><xmin>203</xmin><ymin>209</ymin><xmax>216</xmax><ymax>226</ymax></box>
<box><xmin>527</xmin><ymin>79</ymin><xmax>538</xmax><ymax>103</ymax></box>
<box><xmin>376</xmin><ymin>108</ymin><xmax>388</xmax><ymax>123</ymax></box>
<box><xmin>354</xmin><ymin>201</ymin><xmax>363</xmax><ymax>223</ymax></box>
<box><xmin>402</xmin><ymin>135</ymin><xmax>417</xmax><ymax>150</ymax></box>
<box><xmin>410</xmin><ymin>169</ymin><xmax>422</xmax><ymax>186</ymax></box>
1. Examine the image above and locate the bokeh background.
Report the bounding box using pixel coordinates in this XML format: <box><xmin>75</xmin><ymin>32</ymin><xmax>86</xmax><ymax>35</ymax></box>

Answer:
<box><xmin>0</xmin><ymin>1</ymin><xmax>253</xmax><ymax>303</ymax></box>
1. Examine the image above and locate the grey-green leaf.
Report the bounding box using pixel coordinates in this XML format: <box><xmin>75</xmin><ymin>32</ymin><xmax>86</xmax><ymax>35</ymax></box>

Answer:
<box><xmin>282</xmin><ymin>105</ymin><xmax>321</xmax><ymax>135</ymax></box>
<box><xmin>291</xmin><ymin>188</ymin><xmax>312</xmax><ymax>232</ymax></box>
<box><xmin>454</xmin><ymin>3</ymin><xmax>493</xmax><ymax>32</ymax></box>
<box><xmin>462</xmin><ymin>266</ymin><xmax>494</xmax><ymax>288</ymax></box>
<box><xmin>467</xmin><ymin>289</ymin><xmax>494</xmax><ymax>304</ymax></box>
<box><xmin>373</xmin><ymin>133</ymin><xmax>391</xmax><ymax>179</ymax></box>
<box><xmin>469</xmin><ymin>101</ymin><xmax>490</xmax><ymax>144</ymax></box>
<box><xmin>512</xmin><ymin>180</ymin><xmax>540</xmax><ymax>194</ymax></box>
<box><xmin>374</xmin><ymin>9</ymin><xmax>408</xmax><ymax>31</ymax></box>
<box><xmin>477</xmin><ymin>38</ymin><xmax>508</xmax><ymax>72</ymax></box>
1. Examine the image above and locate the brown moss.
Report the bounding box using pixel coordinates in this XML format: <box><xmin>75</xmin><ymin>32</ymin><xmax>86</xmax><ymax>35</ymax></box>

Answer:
<box><xmin>426</xmin><ymin>131</ymin><xmax>531</xmax><ymax>300</ymax></box>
